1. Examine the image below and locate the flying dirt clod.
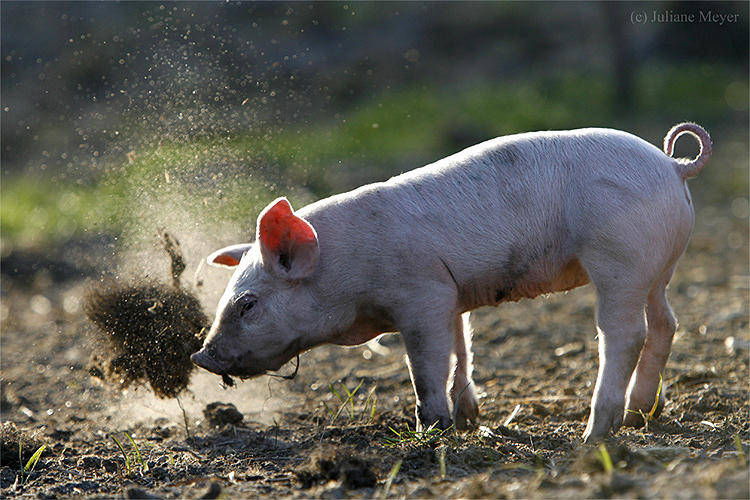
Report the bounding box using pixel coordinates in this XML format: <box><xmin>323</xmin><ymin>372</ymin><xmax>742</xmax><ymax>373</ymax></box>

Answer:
<box><xmin>85</xmin><ymin>230</ymin><xmax>209</xmax><ymax>398</ymax></box>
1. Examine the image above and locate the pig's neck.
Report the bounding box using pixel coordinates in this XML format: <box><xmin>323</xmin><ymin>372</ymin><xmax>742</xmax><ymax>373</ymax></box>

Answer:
<box><xmin>329</xmin><ymin>303</ymin><xmax>396</xmax><ymax>346</ymax></box>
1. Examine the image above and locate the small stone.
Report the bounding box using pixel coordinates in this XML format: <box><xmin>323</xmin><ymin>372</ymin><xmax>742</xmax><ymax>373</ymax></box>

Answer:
<box><xmin>102</xmin><ymin>458</ymin><xmax>119</xmax><ymax>473</ymax></box>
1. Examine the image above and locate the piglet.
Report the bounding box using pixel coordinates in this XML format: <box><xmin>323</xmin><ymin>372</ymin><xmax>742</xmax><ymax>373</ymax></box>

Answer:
<box><xmin>192</xmin><ymin>123</ymin><xmax>711</xmax><ymax>442</ymax></box>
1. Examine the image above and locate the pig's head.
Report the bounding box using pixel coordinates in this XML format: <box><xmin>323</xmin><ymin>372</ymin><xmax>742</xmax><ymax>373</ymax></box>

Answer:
<box><xmin>191</xmin><ymin>197</ymin><xmax>321</xmax><ymax>379</ymax></box>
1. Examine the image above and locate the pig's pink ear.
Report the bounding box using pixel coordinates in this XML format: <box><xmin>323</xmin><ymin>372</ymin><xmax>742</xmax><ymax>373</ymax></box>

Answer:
<box><xmin>257</xmin><ymin>198</ymin><xmax>318</xmax><ymax>280</ymax></box>
<box><xmin>206</xmin><ymin>243</ymin><xmax>253</xmax><ymax>268</ymax></box>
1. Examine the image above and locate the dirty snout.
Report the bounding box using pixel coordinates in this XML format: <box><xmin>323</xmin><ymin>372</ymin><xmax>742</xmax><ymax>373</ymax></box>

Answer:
<box><xmin>190</xmin><ymin>324</ymin><xmax>250</xmax><ymax>377</ymax></box>
<box><xmin>190</xmin><ymin>305</ymin><xmax>261</xmax><ymax>378</ymax></box>
<box><xmin>190</xmin><ymin>343</ymin><xmax>266</xmax><ymax>379</ymax></box>
<box><xmin>191</xmin><ymin>332</ymin><xmax>297</xmax><ymax>379</ymax></box>
<box><xmin>190</xmin><ymin>345</ymin><xmax>231</xmax><ymax>375</ymax></box>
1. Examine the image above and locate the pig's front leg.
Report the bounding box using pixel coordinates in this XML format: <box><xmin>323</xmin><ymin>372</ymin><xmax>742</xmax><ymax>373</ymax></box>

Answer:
<box><xmin>398</xmin><ymin>284</ymin><xmax>459</xmax><ymax>431</ymax></box>
<box><xmin>450</xmin><ymin>312</ymin><xmax>479</xmax><ymax>429</ymax></box>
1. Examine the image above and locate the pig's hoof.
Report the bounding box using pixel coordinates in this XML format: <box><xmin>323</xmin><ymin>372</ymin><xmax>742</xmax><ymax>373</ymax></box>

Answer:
<box><xmin>454</xmin><ymin>412</ymin><xmax>472</xmax><ymax>431</ymax></box>
<box><xmin>454</xmin><ymin>401</ymin><xmax>479</xmax><ymax>431</ymax></box>
<box><xmin>622</xmin><ymin>411</ymin><xmax>646</xmax><ymax>429</ymax></box>
<box><xmin>582</xmin><ymin>411</ymin><xmax>622</xmax><ymax>443</ymax></box>
<box><xmin>582</xmin><ymin>429</ymin><xmax>604</xmax><ymax>444</ymax></box>
<box><xmin>623</xmin><ymin>392</ymin><xmax>665</xmax><ymax>428</ymax></box>
<box><xmin>416</xmin><ymin>407</ymin><xmax>451</xmax><ymax>432</ymax></box>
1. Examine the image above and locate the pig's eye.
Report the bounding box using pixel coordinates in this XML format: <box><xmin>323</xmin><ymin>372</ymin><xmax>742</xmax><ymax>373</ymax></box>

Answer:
<box><xmin>237</xmin><ymin>295</ymin><xmax>257</xmax><ymax>318</ymax></box>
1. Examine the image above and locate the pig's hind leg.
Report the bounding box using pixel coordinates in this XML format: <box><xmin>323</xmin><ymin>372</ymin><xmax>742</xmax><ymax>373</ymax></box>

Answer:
<box><xmin>450</xmin><ymin>312</ymin><xmax>479</xmax><ymax>429</ymax></box>
<box><xmin>583</xmin><ymin>280</ymin><xmax>648</xmax><ymax>442</ymax></box>
<box><xmin>622</xmin><ymin>266</ymin><xmax>678</xmax><ymax>427</ymax></box>
<box><xmin>579</xmin><ymin>245</ymin><xmax>654</xmax><ymax>442</ymax></box>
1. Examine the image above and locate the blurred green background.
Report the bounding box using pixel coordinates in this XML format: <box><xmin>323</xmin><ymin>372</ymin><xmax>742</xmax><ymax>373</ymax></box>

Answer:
<box><xmin>1</xmin><ymin>1</ymin><xmax>747</xmax><ymax>256</ymax></box>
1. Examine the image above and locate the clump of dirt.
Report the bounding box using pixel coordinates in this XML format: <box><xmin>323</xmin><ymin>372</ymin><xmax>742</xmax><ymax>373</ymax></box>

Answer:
<box><xmin>85</xmin><ymin>282</ymin><xmax>209</xmax><ymax>398</ymax></box>
<box><xmin>0</xmin><ymin>422</ymin><xmax>43</xmax><ymax>469</ymax></box>
<box><xmin>84</xmin><ymin>231</ymin><xmax>210</xmax><ymax>398</ymax></box>
<box><xmin>203</xmin><ymin>402</ymin><xmax>243</xmax><ymax>427</ymax></box>
<box><xmin>295</xmin><ymin>446</ymin><xmax>379</xmax><ymax>489</ymax></box>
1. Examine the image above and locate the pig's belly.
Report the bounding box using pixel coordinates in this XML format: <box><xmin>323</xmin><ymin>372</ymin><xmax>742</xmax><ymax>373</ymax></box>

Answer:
<box><xmin>461</xmin><ymin>257</ymin><xmax>591</xmax><ymax>311</ymax></box>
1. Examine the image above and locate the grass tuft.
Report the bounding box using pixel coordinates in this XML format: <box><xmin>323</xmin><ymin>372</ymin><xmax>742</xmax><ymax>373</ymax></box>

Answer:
<box><xmin>125</xmin><ymin>432</ymin><xmax>149</xmax><ymax>473</ymax></box>
<box><xmin>111</xmin><ymin>432</ymin><xmax>150</xmax><ymax>476</ymax></box>
<box><xmin>384</xmin><ymin>423</ymin><xmax>457</xmax><ymax>448</ymax></box>
<box><xmin>323</xmin><ymin>380</ymin><xmax>378</xmax><ymax>426</ymax></box>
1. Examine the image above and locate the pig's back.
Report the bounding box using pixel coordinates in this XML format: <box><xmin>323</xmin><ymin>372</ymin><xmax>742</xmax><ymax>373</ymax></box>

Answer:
<box><xmin>300</xmin><ymin>128</ymin><xmax>684</xmax><ymax>309</ymax></box>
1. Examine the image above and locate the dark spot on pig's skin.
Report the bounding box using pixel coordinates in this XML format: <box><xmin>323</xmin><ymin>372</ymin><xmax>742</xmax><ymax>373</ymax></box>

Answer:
<box><xmin>497</xmin><ymin>247</ymin><xmax>529</xmax><ymax>288</ymax></box>
<box><xmin>495</xmin><ymin>288</ymin><xmax>511</xmax><ymax>302</ymax></box>
<box><xmin>492</xmin><ymin>245</ymin><xmax>533</xmax><ymax>303</ymax></box>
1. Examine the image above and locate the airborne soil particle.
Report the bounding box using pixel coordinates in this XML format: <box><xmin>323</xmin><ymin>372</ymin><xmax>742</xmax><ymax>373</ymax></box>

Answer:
<box><xmin>0</xmin><ymin>202</ymin><xmax>748</xmax><ymax>499</ymax></box>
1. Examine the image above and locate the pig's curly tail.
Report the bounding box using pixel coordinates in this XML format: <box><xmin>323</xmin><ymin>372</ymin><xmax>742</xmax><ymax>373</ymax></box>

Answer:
<box><xmin>664</xmin><ymin>122</ymin><xmax>712</xmax><ymax>179</ymax></box>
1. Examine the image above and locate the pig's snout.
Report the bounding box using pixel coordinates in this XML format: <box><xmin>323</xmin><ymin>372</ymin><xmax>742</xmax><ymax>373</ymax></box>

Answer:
<box><xmin>191</xmin><ymin>346</ymin><xmax>229</xmax><ymax>375</ymax></box>
<box><xmin>190</xmin><ymin>348</ymin><xmax>208</xmax><ymax>367</ymax></box>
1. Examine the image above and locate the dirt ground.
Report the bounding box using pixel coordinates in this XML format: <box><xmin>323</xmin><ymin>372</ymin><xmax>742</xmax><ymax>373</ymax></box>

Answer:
<box><xmin>1</xmin><ymin>199</ymin><xmax>748</xmax><ymax>499</ymax></box>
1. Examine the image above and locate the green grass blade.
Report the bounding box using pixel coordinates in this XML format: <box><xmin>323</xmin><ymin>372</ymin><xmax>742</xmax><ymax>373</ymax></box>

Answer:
<box><xmin>648</xmin><ymin>373</ymin><xmax>664</xmax><ymax>420</ymax></box>
<box><xmin>111</xmin><ymin>435</ymin><xmax>131</xmax><ymax>475</ymax></box>
<box><xmin>331</xmin><ymin>398</ymin><xmax>348</xmax><ymax>423</ymax></box>
<box><xmin>734</xmin><ymin>434</ymin><xmax>746</xmax><ymax>465</ymax></box>
<box><xmin>322</xmin><ymin>401</ymin><xmax>335</xmax><ymax>417</ymax></box>
<box><xmin>23</xmin><ymin>444</ymin><xmax>46</xmax><ymax>474</ymax></box>
<box><xmin>125</xmin><ymin>432</ymin><xmax>149</xmax><ymax>472</ymax></box>
<box><xmin>362</xmin><ymin>385</ymin><xmax>378</xmax><ymax>423</ymax></box>
<box><xmin>438</xmin><ymin>446</ymin><xmax>447</xmax><ymax>478</ymax></box>
<box><xmin>380</xmin><ymin>459</ymin><xmax>402</xmax><ymax>500</ymax></box>
<box><xmin>343</xmin><ymin>379</ymin><xmax>363</xmax><ymax>400</ymax></box>
<box><xmin>329</xmin><ymin>383</ymin><xmax>345</xmax><ymax>404</ymax></box>
<box><xmin>345</xmin><ymin>379</ymin><xmax>364</xmax><ymax>420</ymax></box>
<box><xmin>595</xmin><ymin>444</ymin><xmax>614</xmax><ymax>474</ymax></box>
<box><xmin>328</xmin><ymin>383</ymin><xmax>351</xmax><ymax>421</ymax></box>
